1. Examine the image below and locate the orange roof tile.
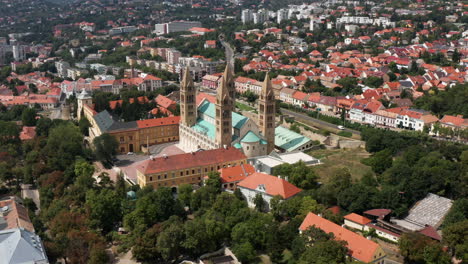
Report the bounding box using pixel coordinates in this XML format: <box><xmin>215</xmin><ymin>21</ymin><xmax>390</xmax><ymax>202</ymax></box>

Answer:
<box><xmin>344</xmin><ymin>213</ymin><xmax>372</xmax><ymax>225</ymax></box>
<box><xmin>219</xmin><ymin>164</ymin><xmax>255</xmax><ymax>184</ymax></box>
<box><xmin>237</xmin><ymin>172</ymin><xmax>302</xmax><ymax>199</ymax></box>
<box><xmin>138</xmin><ymin>147</ymin><xmax>246</xmax><ymax>175</ymax></box>
<box><xmin>136</xmin><ymin>116</ymin><xmax>180</xmax><ymax>128</ymax></box>
<box><xmin>300</xmin><ymin>213</ymin><xmax>381</xmax><ymax>263</ymax></box>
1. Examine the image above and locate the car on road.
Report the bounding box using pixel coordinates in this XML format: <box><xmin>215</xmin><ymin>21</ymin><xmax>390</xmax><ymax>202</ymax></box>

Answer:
<box><xmin>127</xmin><ymin>152</ymin><xmax>134</xmax><ymax>155</ymax></box>
<box><xmin>337</xmin><ymin>125</ymin><xmax>345</xmax><ymax>130</ymax></box>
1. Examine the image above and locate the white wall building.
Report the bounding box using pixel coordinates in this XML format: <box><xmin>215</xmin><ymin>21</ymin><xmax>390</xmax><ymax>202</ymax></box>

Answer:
<box><xmin>237</xmin><ymin>172</ymin><xmax>302</xmax><ymax>211</ymax></box>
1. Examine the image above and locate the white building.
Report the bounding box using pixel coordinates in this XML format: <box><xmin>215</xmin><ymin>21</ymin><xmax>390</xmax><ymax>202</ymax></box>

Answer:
<box><xmin>277</xmin><ymin>9</ymin><xmax>289</xmax><ymax>24</ymax></box>
<box><xmin>242</xmin><ymin>9</ymin><xmax>253</xmax><ymax>24</ymax></box>
<box><xmin>253</xmin><ymin>9</ymin><xmax>268</xmax><ymax>24</ymax></box>
<box><xmin>237</xmin><ymin>172</ymin><xmax>302</xmax><ymax>211</ymax></box>
<box><xmin>155</xmin><ymin>21</ymin><xmax>202</xmax><ymax>35</ymax></box>
<box><xmin>337</xmin><ymin>16</ymin><xmax>373</xmax><ymax>25</ymax></box>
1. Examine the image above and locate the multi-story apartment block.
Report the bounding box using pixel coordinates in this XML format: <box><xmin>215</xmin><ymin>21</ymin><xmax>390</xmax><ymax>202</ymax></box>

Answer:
<box><xmin>166</xmin><ymin>49</ymin><xmax>182</xmax><ymax>65</ymax></box>
<box><xmin>242</xmin><ymin>9</ymin><xmax>253</xmax><ymax>24</ymax></box>
<box><xmin>154</xmin><ymin>21</ymin><xmax>202</xmax><ymax>35</ymax></box>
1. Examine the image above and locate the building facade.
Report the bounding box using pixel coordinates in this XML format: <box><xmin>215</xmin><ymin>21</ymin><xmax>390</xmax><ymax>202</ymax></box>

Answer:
<box><xmin>137</xmin><ymin>147</ymin><xmax>247</xmax><ymax>189</ymax></box>
<box><xmin>178</xmin><ymin>65</ymin><xmax>275</xmax><ymax>158</ymax></box>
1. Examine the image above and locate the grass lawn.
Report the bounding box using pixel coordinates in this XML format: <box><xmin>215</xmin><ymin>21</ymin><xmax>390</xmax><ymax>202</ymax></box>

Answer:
<box><xmin>308</xmin><ymin>148</ymin><xmax>374</xmax><ymax>182</ymax></box>
<box><xmin>236</xmin><ymin>102</ymin><xmax>255</xmax><ymax>111</ymax></box>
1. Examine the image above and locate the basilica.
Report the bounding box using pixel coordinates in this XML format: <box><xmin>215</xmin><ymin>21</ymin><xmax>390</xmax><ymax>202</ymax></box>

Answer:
<box><xmin>178</xmin><ymin>65</ymin><xmax>276</xmax><ymax>158</ymax></box>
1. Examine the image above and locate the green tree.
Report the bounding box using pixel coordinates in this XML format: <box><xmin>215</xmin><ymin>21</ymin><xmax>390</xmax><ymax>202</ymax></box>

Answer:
<box><xmin>43</xmin><ymin>123</ymin><xmax>84</xmax><ymax>170</ymax></box>
<box><xmin>232</xmin><ymin>242</ymin><xmax>257</xmax><ymax>263</ymax></box>
<box><xmin>0</xmin><ymin>121</ymin><xmax>20</xmax><ymax>145</ymax></box>
<box><xmin>78</xmin><ymin>116</ymin><xmax>91</xmax><ymax>136</ymax></box>
<box><xmin>21</xmin><ymin>108</ymin><xmax>37</xmax><ymax>126</ymax></box>
<box><xmin>124</xmin><ymin>187</ymin><xmax>184</xmax><ymax>233</ymax></box>
<box><xmin>157</xmin><ymin>217</ymin><xmax>185</xmax><ymax>261</ymax></box>
<box><xmin>253</xmin><ymin>193</ymin><xmax>266</xmax><ymax>212</ymax></box>
<box><xmin>93</xmin><ymin>133</ymin><xmax>118</xmax><ymax>165</ymax></box>
<box><xmin>85</xmin><ymin>188</ymin><xmax>122</xmax><ymax>233</ymax></box>
<box><xmin>178</xmin><ymin>184</ymin><xmax>193</xmax><ymax>206</ymax></box>
<box><xmin>273</xmin><ymin>161</ymin><xmax>318</xmax><ymax>189</ymax></box>
<box><xmin>443</xmin><ymin>220</ymin><xmax>468</xmax><ymax>260</ymax></box>
<box><xmin>132</xmin><ymin>224</ymin><xmax>163</xmax><ymax>262</ymax></box>
<box><xmin>399</xmin><ymin>232</ymin><xmax>450</xmax><ymax>264</ymax></box>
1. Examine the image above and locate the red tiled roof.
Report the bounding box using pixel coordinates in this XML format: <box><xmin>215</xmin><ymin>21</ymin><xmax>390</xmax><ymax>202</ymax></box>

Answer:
<box><xmin>0</xmin><ymin>197</ymin><xmax>34</xmax><ymax>232</ymax></box>
<box><xmin>440</xmin><ymin>115</ymin><xmax>465</xmax><ymax>127</ymax></box>
<box><xmin>327</xmin><ymin>206</ymin><xmax>341</xmax><ymax>215</ymax></box>
<box><xmin>155</xmin><ymin>94</ymin><xmax>176</xmax><ymax>110</ymax></box>
<box><xmin>344</xmin><ymin>213</ymin><xmax>372</xmax><ymax>225</ymax></box>
<box><xmin>19</xmin><ymin>126</ymin><xmax>36</xmax><ymax>141</ymax></box>
<box><xmin>219</xmin><ymin>163</ymin><xmax>255</xmax><ymax>184</ymax></box>
<box><xmin>136</xmin><ymin>116</ymin><xmax>180</xmax><ymax>128</ymax></box>
<box><xmin>363</xmin><ymin>209</ymin><xmax>392</xmax><ymax>218</ymax></box>
<box><xmin>196</xmin><ymin>92</ymin><xmax>216</xmax><ymax>106</ymax></box>
<box><xmin>237</xmin><ymin>172</ymin><xmax>302</xmax><ymax>199</ymax></box>
<box><xmin>300</xmin><ymin>213</ymin><xmax>381</xmax><ymax>263</ymax></box>
<box><xmin>138</xmin><ymin>147</ymin><xmax>246</xmax><ymax>175</ymax></box>
<box><xmin>418</xmin><ymin>225</ymin><xmax>441</xmax><ymax>241</ymax></box>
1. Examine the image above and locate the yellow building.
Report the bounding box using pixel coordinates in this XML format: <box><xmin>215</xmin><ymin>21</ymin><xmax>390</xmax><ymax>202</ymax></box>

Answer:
<box><xmin>136</xmin><ymin>147</ymin><xmax>247</xmax><ymax>189</ymax></box>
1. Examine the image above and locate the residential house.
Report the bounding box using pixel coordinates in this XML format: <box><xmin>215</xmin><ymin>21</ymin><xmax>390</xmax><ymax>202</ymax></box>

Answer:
<box><xmin>344</xmin><ymin>213</ymin><xmax>372</xmax><ymax>231</ymax></box>
<box><xmin>235</xmin><ymin>76</ymin><xmax>263</xmax><ymax>95</ymax></box>
<box><xmin>279</xmin><ymin>88</ymin><xmax>296</xmax><ymax>104</ymax></box>
<box><xmin>237</xmin><ymin>172</ymin><xmax>302</xmax><ymax>211</ymax></box>
<box><xmin>218</xmin><ymin>163</ymin><xmax>256</xmax><ymax>191</ymax></box>
<box><xmin>202</xmin><ymin>74</ymin><xmax>222</xmax><ymax>90</ymax></box>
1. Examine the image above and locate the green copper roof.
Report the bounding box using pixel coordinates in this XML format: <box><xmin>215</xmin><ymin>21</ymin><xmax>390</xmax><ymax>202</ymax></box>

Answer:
<box><xmin>193</xmin><ymin>119</ymin><xmax>215</xmax><ymax>139</ymax></box>
<box><xmin>275</xmin><ymin>126</ymin><xmax>312</xmax><ymax>152</ymax></box>
<box><xmin>234</xmin><ymin>143</ymin><xmax>242</xmax><ymax>149</ymax></box>
<box><xmin>198</xmin><ymin>100</ymin><xmax>214</xmax><ymax>116</ymax></box>
<box><xmin>241</xmin><ymin>131</ymin><xmax>262</xmax><ymax>143</ymax></box>
<box><xmin>198</xmin><ymin>101</ymin><xmax>249</xmax><ymax>130</ymax></box>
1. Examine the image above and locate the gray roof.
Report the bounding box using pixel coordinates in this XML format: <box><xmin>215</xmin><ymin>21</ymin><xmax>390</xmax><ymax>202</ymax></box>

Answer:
<box><xmin>0</xmin><ymin>228</ymin><xmax>49</xmax><ymax>264</ymax></box>
<box><xmin>393</xmin><ymin>193</ymin><xmax>453</xmax><ymax>231</ymax></box>
<box><xmin>93</xmin><ymin>110</ymin><xmax>138</xmax><ymax>133</ymax></box>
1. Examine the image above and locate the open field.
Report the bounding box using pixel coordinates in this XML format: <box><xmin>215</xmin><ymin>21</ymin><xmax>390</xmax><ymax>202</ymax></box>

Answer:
<box><xmin>308</xmin><ymin>148</ymin><xmax>373</xmax><ymax>182</ymax></box>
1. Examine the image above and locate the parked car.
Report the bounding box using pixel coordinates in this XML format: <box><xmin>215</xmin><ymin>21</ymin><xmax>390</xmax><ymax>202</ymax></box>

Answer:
<box><xmin>127</xmin><ymin>152</ymin><xmax>134</xmax><ymax>155</ymax></box>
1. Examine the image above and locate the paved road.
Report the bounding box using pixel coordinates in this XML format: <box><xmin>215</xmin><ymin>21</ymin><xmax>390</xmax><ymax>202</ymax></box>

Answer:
<box><xmin>21</xmin><ymin>184</ymin><xmax>40</xmax><ymax>212</ymax></box>
<box><xmin>220</xmin><ymin>37</ymin><xmax>235</xmax><ymax>68</ymax></box>
<box><xmin>281</xmin><ymin>108</ymin><xmax>361</xmax><ymax>137</ymax></box>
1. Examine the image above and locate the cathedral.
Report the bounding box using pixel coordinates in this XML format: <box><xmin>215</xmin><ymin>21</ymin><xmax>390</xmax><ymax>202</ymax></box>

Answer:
<box><xmin>178</xmin><ymin>65</ymin><xmax>276</xmax><ymax>158</ymax></box>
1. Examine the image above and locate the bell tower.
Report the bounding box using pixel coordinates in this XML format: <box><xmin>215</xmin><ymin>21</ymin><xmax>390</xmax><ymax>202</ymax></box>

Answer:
<box><xmin>258</xmin><ymin>73</ymin><xmax>276</xmax><ymax>153</ymax></box>
<box><xmin>76</xmin><ymin>89</ymin><xmax>92</xmax><ymax>120</ymax></box>
<box><xmin>180</xmin><ymin>67</ymin><xmax>196</xmax><ymax>127</ymax></box>
<box><xmin>222</xmin><ymin>64</ymin><xmax>236</xmax><ymax>108</ymax></box>
<box><xmin>215</xmin><ymin>75</ymin><xmax>232</xmax><ymax>147</ymax></box>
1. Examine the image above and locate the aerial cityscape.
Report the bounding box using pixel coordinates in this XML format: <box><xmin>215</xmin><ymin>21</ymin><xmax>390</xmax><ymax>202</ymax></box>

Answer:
<box><xmin>0</xmin><ymin>0</ymin><xmax>466</xmax><ymax>263</ymax></box>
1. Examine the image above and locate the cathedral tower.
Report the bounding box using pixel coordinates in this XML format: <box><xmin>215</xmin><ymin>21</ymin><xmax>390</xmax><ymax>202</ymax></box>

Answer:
<box><xmin>180</xmin><ymin>67</ymin><xmax>196</xmax><ymax>127</ymax></box>
<box><xmin>215</xmin><ymin>74</ymin><xmax>232</xmax><ymax>147</ymax></box>
<box><xmin>222</xmin><ymin>64</ymin><xmax>236</xmax><ymax>109</ymax></box>
<box><xmin>258</xmin><ymin>73</ymin><xmax>276</xmax><ymax>153</ymax></box>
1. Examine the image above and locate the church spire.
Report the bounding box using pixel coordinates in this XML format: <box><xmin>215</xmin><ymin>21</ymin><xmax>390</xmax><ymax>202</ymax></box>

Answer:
<box><xmin>215</xmin><ymin>68</ymin><xmax>232</xmax><ymax>147</ymax></box>
<box><xmin>180</xmin><ymin>67</ymin><xmax>196</xmax><ymax>127</ymax></box>
<box><xmin>258</xmin><ymin>72</ymin><xmax>276</xmax><ymax>153</ymax></box>
<box><xmin>222</xmin><ymin>64</ymin><xmax>235</xmax><ymax>108</ymax></box>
